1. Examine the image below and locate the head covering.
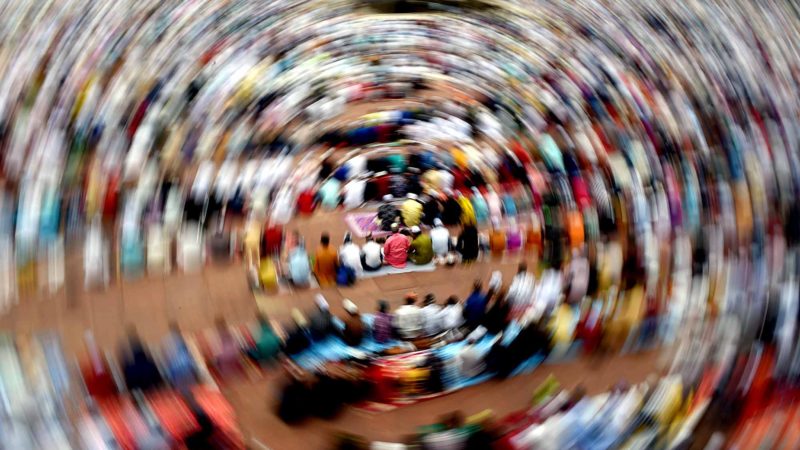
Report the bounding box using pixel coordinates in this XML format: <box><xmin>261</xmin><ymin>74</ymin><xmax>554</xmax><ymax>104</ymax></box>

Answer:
<box><xmin>433</xmin><ymin>218</ymin><xmax>443</xmax><ymax>227</ymax></box>
<box><xmin>343</xmin><ymin>299</ymin><xmax>358</xmax><ymax>314</ymax></box>
<box><xmin>411</xmin><ymin>225</ymin><xmax>421</xmax><ymax>234</ymax></box>
<box><xmin>407</xmin><ymin>193</ymin><xmax>419</xmax><ymax>200</ymax></box>
<box><xmin>489</xmin><ymin>270</ymin><xmax>502</xmax><ymax>291</ymax></box>
<box><xmin>315</xmin><ymin>294</ymin><xmax>329</xmax><ymax>310</ymax></box>
<box><xmin>292</xmin><ymin>309</ymin><xmax>308</xmax><ymax>328</ymax></box>
<box><xmin>382</xmin><ymin>194</ymin><xmax>394</xmax><ymax>201</ymax></box>
<box><xmin>343</xmin><ymin>232</ymin><xmax>352</xmax><ymax>244</ymax></box>
<box><xmin>391</xmin><ymin>223</ymin><xmax>399</xmax><ymax>232</ymax></box>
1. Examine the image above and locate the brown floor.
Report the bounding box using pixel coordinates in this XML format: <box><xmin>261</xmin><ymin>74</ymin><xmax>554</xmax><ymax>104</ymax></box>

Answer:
<box><xmin>0</xmin><ymin>208</ymin><xmax>667</xmax><ymax>449</ymax></box>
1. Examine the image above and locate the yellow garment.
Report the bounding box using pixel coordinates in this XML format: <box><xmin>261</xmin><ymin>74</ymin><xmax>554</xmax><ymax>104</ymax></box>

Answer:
<box><xmin>259</xmin><ymin>258</ymin><xmax>278</xmax><ymax>291</ymax></box>
<box><xmin>422</xmin><ymin>170</ymin><xmax>442</xmax><ymax>191</ymax></box>
<box><xmin>451</xmin><ymin>147</ymin><xmax>469</xmax><ymax>169</ymax></box>
<box><xmin>457</xmin><ymin>196</ymin><xmax>476</xmax><ymax>226</ymax></box>
<box><xmin>244</xmin><ymin>222</ymin><xmax>262</xmax><ymax>254</ymax></box>
<box><xmin>401</xmin><ymin>199</ymin><xmax>423</xmax><ymax>227</ymax></box>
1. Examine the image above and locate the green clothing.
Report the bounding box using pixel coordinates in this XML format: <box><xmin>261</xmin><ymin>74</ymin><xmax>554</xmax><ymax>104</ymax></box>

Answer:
<box><xmin>255</xmin><ymin>324</ymin><xmax>281</xmax><ymax>361</ymax></box>
<box><xmin>409</xmin><ymin>234</ymin><xmax>434</xmax><ymax>265</ymax></box>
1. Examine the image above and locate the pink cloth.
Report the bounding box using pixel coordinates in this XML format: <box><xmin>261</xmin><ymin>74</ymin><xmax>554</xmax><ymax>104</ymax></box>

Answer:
<box><xmin>383</xmin><ymin>234</ymin><xmax>410</xmax><ymax>268</ymax></box>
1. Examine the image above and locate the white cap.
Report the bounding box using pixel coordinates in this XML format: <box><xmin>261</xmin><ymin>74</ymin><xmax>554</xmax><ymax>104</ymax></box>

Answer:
<box><xmin>433</xmin><ymin>218</ymin><xmax>443</xmax><ymax>226</ymax></box>
<box><xmin>315</xmin><ymin>294</ymin><xmax>329</xmax><ymax>310</ymax></box>
<box><xmin>343</xmin><ymin>299</ymin><xmax>358</xmax><ymax>314</ymax></box>
<box><xmin>382</xmin><ymin>194</ymin><xmax>394</xmax><ymax>201</ymax></box>
<box><xmin>411</xmin><ymin>225</ymin><xmax>421</xmax><ymax>234</ymax></box>
<box><xmin>407</xmin><ymin>193</ymin><xmax>418</xmax><ymax>200</ymax></box>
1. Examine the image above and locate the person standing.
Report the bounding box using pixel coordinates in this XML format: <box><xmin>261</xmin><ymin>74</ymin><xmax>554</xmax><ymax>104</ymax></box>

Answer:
<box><xmin>314</xmin><ymin>233</ymin><xmax>338</xmax><ymax>287</ymax></box>
<box><xmin>408</xmin><ymin>226</ymin><xmax>434</xmax><ymax>265</ymax></box>
<box><xmin>383</xmin><ymin>224</ymin><xmax>411</xmax><ymax>268</ymax></box>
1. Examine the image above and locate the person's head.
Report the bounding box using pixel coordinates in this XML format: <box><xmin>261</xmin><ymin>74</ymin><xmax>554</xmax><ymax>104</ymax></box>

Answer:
<box><xmin>446</xmin><ymin>295</ymin><xmax>459</xmax><ymax>306</ymax></box>
<box><xmin>343</xmin><ymin>299</ymin><xmax>359</xmax><ymax>316</ymax></box>
<box><xmin>366</xmin><ymin>233</ymin><xmax>374</xmax><ymax>243</ymax></box>
<box><xmin>378</xmin><ymin>300</ymin><xmax>389</xmax><ymax>314</ymax></box>
<box><xmin>320</xmin><ymin>233</ymin><xmax>330</xmax><ymax>246</ymax></box>
<box><xmin>517</xmin><ymin>262</ymin><xmax>528</xmax><ymax>274</ymax></box>
<box><xmin>376</xmin><ymin>236</ymin><xmax>386</xmax><ymax>245</ymax></box>
<box><xmin>257</xmin><ymin>313</ymin><xmax>270</xmax><ymax>327</ymax></box>
<box><xmin>343</xmin><ymin>232</ymin><xmax>352</xmax><ymax>244</ymax></box>
<box><xmin>215</xmin><ymin>317</ymin><xmax>228</xmax><ymax>333</ymax></box>
<box><xmin>391</xmin><ymin>223</ymin><xmax>399</xmax><ymax>234</ymax></box>
<box><xmin>405</xmin><ymin>293</ymin><xmax>418</xmax><ymax>305</ymax></box>
<box><xmin>472</xmin><ymin>279</ymin><xmax>483</xmax><ymax>292</ymax></box>
<box><xmin>424</xmin><ymin>293</ymin><xmax>436</xmax><ymax>306</ymax></box>
<box><xmin>411</xmin><ymin>226</ymin><xmax>421</xmax><ymax>237</ymax></box>
<box><xmin>400</xmin><ymin>228</ymin><xmax>411</xmax><ymax>237</ymax></box>
<box><xmin>168</xmin><ymin>321</ymin><xmax>181</xmax><ymax>334</ymax></box>
<box><xmin>434</xmin><ymin>218</ymin><xmax>443</xmax><ymax>228</ymax></box>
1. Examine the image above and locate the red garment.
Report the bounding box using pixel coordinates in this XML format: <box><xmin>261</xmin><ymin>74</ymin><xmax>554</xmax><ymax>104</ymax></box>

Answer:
<box><xmin>262</xmin><ymin>225</ymin><xmax>284</xmax><ymax>256</ymax></box>
<box><xmin>373</xmin><ymin>175</ymin><xmax>391</xmax><ymax>198</ymax></box>
<box><xmin>297</xmin><ymin>190</ymin><xmax>317</xmax><ymax>214</ymax></box>
<box><xmin>570</xmin><ymin>175</ymin><xmax>591</xmax><ymax>209</ymax></box>
<box><xmin>383</xmin><ymin>233</ymin><xmax>410</xmax><ymax>268</ymax></box>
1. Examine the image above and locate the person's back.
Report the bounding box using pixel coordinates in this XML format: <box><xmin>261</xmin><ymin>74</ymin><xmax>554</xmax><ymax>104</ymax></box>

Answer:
<box><xmin>430</xmin><ymin>220</ymin><xmax>450</xmax><ymax>257</ymax></box>
<box><xmin>409</xmin><ymin>231</ymin><xmax>434</xmax><ymax>265</ymax></box>
<box><xmin>314</xmin><ymin>234</ymin><xmax>338</xmax><ymax>287</ymax></box>
<box><xmin>457</xmin><ymin>225</ymin><xmax>480</xmax><ymax>261</ymax></box>
<box><xmin>340</xmin><ymin>241</ymin><xmax>363</xmax><ymax>276</ymax></box>
<box><xmin>342</xmin><ymin>314</ymin><xmax>365</xmax><ymax>346</ymax></box>
<box><xmin>394</xmin><ymin>296</ymin><xmax>423</xmax><ymax>339</ymax></box>
<box><xmin>463</xmin><ymin>282</ymin><xmax>489</xmax><ymax>328</ymax></box>
<box><xmin>288</xmin><ymin>246</ymin><xmax>311</xmax><ymax>285</ymax></box>
<box><xmin>489</xmin><ymin>228</ymin><xmax>506</xmax><ymax>257</ymax></box>
<box><xmin>255</xmin><ymin>320</ymin><xmax>282</xmax><ymax>362</ymax></box>
<box><xmin>361</xmin><ymin>239</ymin><xmax>382</xmax><ymax>270</ymax></box>
<box><xmin>318</xmin><ymin>178</ymin><xmax>341</xmax><ymax>209</ymax></box>
<box><xmin>401</xmin><ymin>197</ymin><xmax>423</xmax><ymax>226</ymax></box>
<box><xmin>383</xmin><ymin>232</ymin><xmax>410</xmax><ymax>268</ymax></box>
<box><xmin>372</xmin><ymin>310</ymin><xmax>394</xmax><ymax>343</ymax></box>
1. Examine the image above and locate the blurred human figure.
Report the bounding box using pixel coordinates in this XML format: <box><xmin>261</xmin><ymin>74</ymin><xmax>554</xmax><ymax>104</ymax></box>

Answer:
<box><xmin>122</xmin><ymin>328</ymin><xmax>163</xmax><ymax>392</ymax></box>
<box><xmin>430</xmin><ymin>218</ymin><xmax>451</xmax><ymax>262</ymax></box>
<box><xmin>163</xmin><ymin>322</ymin><xmax>196</xmax><ymax>388</ymax></box>
<box><xmin>341</xmin><ymin>299</ymin><xmax>365</xmax><ymax>346</ymax></box>
<box><xmin>508</xmin><ymin>262</ymin><xmax>535</xmax><ymax>317</ymax></box>
<box><xmin>408</xmin><ymin>225</ymin><xmax>434</xmax><ymax>265</ymax></box>
<box><xmin>383</xmin><ymin>224</ymin><xmax>411</xmax><ymax>268</ymax></box>
<box><xmin>463</xmin><ymin>280</ymin><xmax>490</xmax><ymax>329</ymax></box>
<box><xmin>339</xmin><ymin>233</ymin><xmax>363</xmax><ymax>278</ymax></box>
<box><xmin>421</xmin><ymin>293</ymin><xmax>442</xmax><ymax>335</ymax></box>
<box><xmin>372</xmin><ymin>300</ymin><xmax>394</xmax><ymax>343</ymax></box>
<box><xmin>483</xmin><ymin>288</ymin><xmax>511</xmax><ymax>335</ymax></box>
<box><xmin>213</xmin><ymin>318</ymin><xmax>243</xmax><ymax>376</ymax></box>
<box><xmin>314</xmin><ymin>233</ymin><xmax>338</xmax><ymax>287</ymax></box>
<box><xmin>250</xmin><ymin>314</ymin><xmax>282</xmax><ymax>364</ymax></box>
<box><xmin>361</xmin><ymin>233</ymin><xmax>383</xmax><ymax>271</ymax></box>
<box><xmin>401</xmin><ymin>193</ymin><xmax>424</xmax><ymax>226</ymax></box>
<box><xmin>394</xmin><ymin>293</ymin><xmax>423</xmax><ymax>339</ymax></box>
<box><xmin>287</xmin><ymin>238</ymin><xmax>311</xmax><ymax>287</ymax></box>
<box><xmin>309</xmin><ymin>294</ymin><xmax>337</xmax><ymax>341</ymax></box>
<box><xmin>440</xmin><ymin>296</ymin><xmax>464</xmax><ymax>331</ymax></box>
<box><xmin>489</xmin><ymin>218</ymin><xmax>507</xmax><ymax>258</ymax></box>
<box><xmin>456</xmin><ymin>223</ymin><xmax>480</xmax><ymax>263</ymax></box>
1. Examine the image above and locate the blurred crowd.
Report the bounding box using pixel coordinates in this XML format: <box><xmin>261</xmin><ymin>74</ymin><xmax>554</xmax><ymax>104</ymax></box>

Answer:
<box><xmin>0</xmin><ymin>0</ymin><xmax>799</xmax><ymax>447</ymax></box>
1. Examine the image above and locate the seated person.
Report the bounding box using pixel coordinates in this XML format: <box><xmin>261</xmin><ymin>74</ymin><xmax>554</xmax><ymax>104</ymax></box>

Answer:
<box><xmin>372</xmin><ymin>300</ymin><xmax>394</xmax><ymax>343</ymax></box>
<box><xmin>286</xmin><ymin>239</ymin><xmax>312</xmax><ymax>287</ymax></box>
<box><xmin>394</xmin><ymin>293</ymin><xmax>423</xmax><ymax>339</ymax></box>
<box><xmin>212</xmin><ymin>318</ymin><xmax>243</xmax><ymax>375</ymax></box>
<box><xmin>383</xmin><ymin>224</ymin><xmax>411</xmax><ymax>268</ymax></box>
<box><xmin>462</xmin><ymin>280</ymin><xmax>490</xmax><ymax>330</ymax></box>
<box><xmin>360</xmin><ymin>234</ymin><xmax>383</xmax><ymax>271</ymax></box>
<box><xmin>340</xmin><ymin>299</ymin><xmax>365</xmax><ymax>347</ymax></box>
<box><xmin>408</xmin><ymin>226</ymin><xmax>434</xmax><ymax>265</ymax></box>
<box><xmin>249</xmin><ymin>314</ymin><xmax>282</xmax><ymax>364</ymax></box>
<box><xmin>122</xmin><ymin>329</ymin><xmax>163</xmax><ymax>392</ymax></box>
<box><xmin>162</xmin><ymin>323</ymin><xmax>197</xmax><ymax>388</ymax></box>
<box><xmin>308</xmin><ymin>294</ymin><xmax>337</xmax><ymax>341</ymax></box>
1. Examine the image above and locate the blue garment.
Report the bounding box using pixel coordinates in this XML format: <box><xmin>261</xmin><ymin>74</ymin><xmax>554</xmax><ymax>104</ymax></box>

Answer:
<box><xmin>463</xmin><ymin>291</ymin><xmax>488</xmax><ymax>326</ymax></box>
<box><xmin>288</xmin><ymin>248</ymin><xmax>311</xmax><ymax>284</ymax></box>
<box><xmin>318</xmin><ymin>178</ymin><xmax>341</xmax><ymax>209</ymax></box>
<box><xmin>471</xmin><ymin>193</ymin><xmax>490</xmax><ymax>225</ymax></box>
<box><xmin>502</xmin><ymin>194</ymin><xmax>517</xmax><ymax>217</ymax></box>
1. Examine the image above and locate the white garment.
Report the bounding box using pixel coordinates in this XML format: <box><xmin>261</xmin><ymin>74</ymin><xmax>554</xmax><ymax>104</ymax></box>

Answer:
<box><xmin>270</xmin><ymin>189</ymin><xmax>295</xmax><ymax>225</ymax></box>
<box><xmin>533</xmin><ymin>269</ymin><xmax>563</xmax><ymax>319</ymax></box>
<box><xmin>485</xmin><ymin>189</ymin><xmax>502</xmax><ymax>219</ymax></box>
<box><xmin>362</xmin><ymin>241</ymin><xmax>383</xmax><ymax>268</ymax></box>
<box><xmin>438</xmin><ymin>170</ymin><xmax>454</xmax><ymax>192</ymax></box>
<box><xmin>346</xmin><ymin>155</ymin><xmax>367</xmax><ymax>179</ymax></box>
<box><xmin>439</xmin><ymin>304</ymin><xmax>464</xmax><ymax>330</ymax></box>
<box><xmin>339</xmin><ymin>243</ymin><xmax>363</xmax><ymax>277</ymax></box>
<box><xmin>421</xmin><ymin>304</ymin><xmax>442</xmax><ymax>335</ymax></box>
<box><xmin>508</xmin><ymin>272</ymin><xmax>535</xmax><ymax>310</ymax></box>
<box><xmin>430</xmin><ymin>225</ymin><xmax>450</xmax><ymax>257</ymax></box>
<box><xmin>191</xmin><ymin>162</ymin><xmax>215</xmax><ymax>201</ymax></box>
<box><xmin>394</xmin><ymin>305</ymin><xmax>423</xmax><ymax>339</ymax></box>
<box><xmin>342</xmin><ymin>180</ymin><xmax>366</xmax><ymax>210</ymax></box>
<box><xmin>567</xmin><ymin>256</ymin><xmax>590</xmax><ymax>303</ymax></box>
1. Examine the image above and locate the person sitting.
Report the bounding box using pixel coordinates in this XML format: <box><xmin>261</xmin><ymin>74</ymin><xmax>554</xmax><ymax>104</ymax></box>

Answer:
<box><xmin>383</xmin><ymin>223</ymin><xmax>411</xmax><ymax>268</ymax></box>
<box><xmin>308</xmin><ymin>294</ymin><xmax>337</xmax><ymax>341</ymax></box>
<box><xmin>162</xmin><ymin>322</ymin><xmax>197</xmax><ymax>388</ymax></box>
<box><xmin>483</xmin><ymin>288</ymin><xmax>511</xmax><ymax>335</ymax></box>
<box><xmin>394</xmin><ymin>293</ymin><xmax>423</xmax><ymax>339</ymax></box>
<box><xmin>488</xmin><ymin>218</ymin><xmax>507</xmax><ymax>258</ymax></box>
<box><xmin>286</xmin><ymin>238</ymin><xmax>311</xmax><ymax>287</ymax></box>
<box><xmin>508</xmin><ymin>262</ymin><xmax>535</xmax><ymax>317</ymax></box>
<box><xmin>372</xmin><ymin>300</ymin><xmax>394</xmax><ymax>343</ymax></box>
<box><xmin>339</xmin><ymin>233</ymin><xmax>363</xmax><ymax>278</ymax></box>
<box><xmin>430</xmin><ymin>218</ymin><xmax>451</xmax><ymax>262</ymax></box>
<box><xmin>463</xmin><ymin>280</ymin><xmax>490</xmax><ymax>330</ymax></box>
<box><xmin>360</xmin><ymin>233</ymin><xmax>383</xmax><ymax>271</ymax></box>
<box><xmin>250</xmin><ymin>314</ymin><xmax>282</xmax><ymax>364</ymax></box>
<box><xmin>408</xmin><ymin>226</ymin><xmax>434</xmax><ymax>265</ymax></box>
<box><xmin>456</xmin><ymin>223</ymin><xmax>480</xmax><ymax>263</ymax></box>
<box><xmin>401</xmin><ymin>193</ymin><xmax>424</xmax><ymax>226</ymax></box>
<box><xmin>420</xmin><ymin>293</ymin><xmax>442</xmax><ymax>335</ymax></box>
<box><xmin>439</xmin><ymin>295</ymin><xmax>464</xmax><ymax>331</ymax></box>
<box><xmin>283</xmin><ymin>309</ymin><xmax>313</xmax><ymax>355</ymax></box>
<box><xmin>122</xmin><ymin>328</ymin><xmax>163</xmax><ymax>392</ymax></box>
<box><xmin>213</xmin><ymin>318</ymin><xmax>243</xmax><ymax>376</ymax></box>
<box><xmin>340</xmin><ymin>299</ymin><xmax>365</xmax><ymax>347</ymax></box>
<box><xmin>313</xmin><ymin>233</ymin><xmax>339</xmax><ymax>287</ymax></box>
